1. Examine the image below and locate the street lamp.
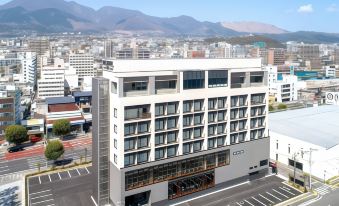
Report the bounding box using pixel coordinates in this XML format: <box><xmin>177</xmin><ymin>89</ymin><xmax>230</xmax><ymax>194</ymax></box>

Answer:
<box><xmin>301</xmin><ymin>148</ymin><xmax>318</xmax><ymax>190</ymax></box>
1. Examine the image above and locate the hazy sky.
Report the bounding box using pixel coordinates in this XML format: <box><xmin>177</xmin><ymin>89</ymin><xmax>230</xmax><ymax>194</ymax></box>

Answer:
<box><xmin>0</xmin><ymin>0</ymin><xmax>339</xmax><ymax>32</ymax></box>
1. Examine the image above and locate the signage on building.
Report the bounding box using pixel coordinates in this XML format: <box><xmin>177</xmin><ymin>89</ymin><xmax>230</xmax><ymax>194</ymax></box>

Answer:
<box><xmin>326</xmin><ymin>92</ymin><xmax>339</xmax><ymax>105</ymax></box>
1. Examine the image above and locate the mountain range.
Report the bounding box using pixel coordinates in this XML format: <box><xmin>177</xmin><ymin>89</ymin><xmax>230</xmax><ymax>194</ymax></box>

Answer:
<box><xmin>0</xmin><ymin>0</ymin><xmax>339</xmax><ymax>43</ymax></box>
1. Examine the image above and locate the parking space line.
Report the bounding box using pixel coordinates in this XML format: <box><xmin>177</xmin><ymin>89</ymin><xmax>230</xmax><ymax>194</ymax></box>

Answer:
<box><xmin>266</xmin><ymin>192</ymin><xmax>282</xmax><ymax>201</ymax></box>
<box><xmin>68</xmin><ymin>170</ymin><xmax>71</xmax><ymax>178</ymax></box>
<box><xmin>30</xmin><ymin>194</ymin><xmax>52</xmax><ymax>200</ymax></box>
<box><xmin>279</xmin><ymin>187</ymin><xmax>295</xmax><ymax>195</ymax></box>
<box><xmin>244</xmin><ymin>200</ymin><xmax>255</xmax><ymax>206</ymax></box>
<box><xmin>29</xmin><ymin>189</ymin><xmax>51</xmax><ymax>195</ymax></box>
<box><xmin>85</xmin><ymin>167</ymin><xmax>90</xmax><ymax>174</ymax></box>
<box><xmin>76</xmin><ymin>168</ymin><xmax>81</xmax><ymax>175</ymax></box>
<box><xmin>282</xmin><ymin>186</ymin><xmax>291</xmax><ymax>191</ymax></box>
<box><xmin>236</xmin><ymin>202</ymin><xmax>242</xmax><ymax>206</ymax></box>
<box><xmin>38</xmin><ymin>176</ymin><xmax>41</xmax><ymax>184</ymax></box>
<box><xmin>259</xmin><ymin>194</ymin><xmax>274</xmax><ymax>204</ymax></box>
<box><xmin>48</xmin><ymin>174</ymin><xmax>52</xmax><ymax>182</ymax></box>
<box><xmin>58</xmin><ymin>172</ymin><xmax>61</xmax><ymax>180</ymax></box>
<box><xmin>272</xmin><ymin>189</ymin><xmax>289</xmax><ymax>198</ymax></box>
<box><xmin>45</xmin><ymin>204</ymin><xmax>55</xmax><ymax>206</ymax></box>
<box><xmin>251</xmin><ymin>196</ymin><xmax>266</xmax><ymax>206</ymax></box>
<box><xmin>31</xmin><ymin>199</ymin><xmax>54</xmax><ymax>205</ymax></box>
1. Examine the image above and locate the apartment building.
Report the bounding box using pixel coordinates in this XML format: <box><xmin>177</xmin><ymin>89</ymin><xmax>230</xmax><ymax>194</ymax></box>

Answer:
<box><xmin>0</xmin><ymin>85</ymin><xmax>21</xmax><ymax>140</ymax></box>
<box><xmin>115</xmin><ymin>48</ymin><xmax>151</xmax><ymax>59</ymax></box>
<box><xmin>93</xmin><ymin>59</ymin><xmax>270</xmax><ymax>206</ymax></box>
<box><xmin>37</xmin><ymin>66</ymin><xmax>65</xmax><ymax>99</ymax></box>
<box><xmin>268</xmin><ymin>48</ymin><xmax>286</xmax><ymax>66</ymax></box>
<box><xmin>69</xmin><ymin>53</ymin><xmax>95</xmax><ymax>80</ymax></box>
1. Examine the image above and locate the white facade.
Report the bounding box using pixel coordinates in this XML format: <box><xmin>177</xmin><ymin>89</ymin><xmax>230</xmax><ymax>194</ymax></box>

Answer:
<box><xmin>324</xmin><ymin>65</ymin><xmax>337</xmax><ymax>78</ymax></box>
<box><xmin>93</xmin><ymin>58</ymin><xmax>270</xmax><ymax>206</ymax></box>
<box><xmin>69</xmin><ymin>53</ymin><xmax>94</xmax><ymax>79</ymax></box>
<box><xmin>37</xmin><ymin>67</ymin><xmax>65</xmax><ymax>99</ymax></box>
<box><xmin>266</xmin><ymin>65</ymin><xmax>298</xmax><ymax>102</ymax></box>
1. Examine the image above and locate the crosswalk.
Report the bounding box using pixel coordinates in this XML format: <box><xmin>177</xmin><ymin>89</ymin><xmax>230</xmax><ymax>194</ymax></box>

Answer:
<box><xmin>314</xmin><ymin>184</ymin><xmax>332</xmax><ymax>195</ymax></box>
<box><xmin>27</xmin><ymin>156</ymin><xmax>48</xmax><ymax>170</ymax></box>
<box><xmin>0</xmin><ymin>173</ymin><xmax>24</xmax><ymax>185</ymax></box>
<box><xmin>29</xmin><ymin>189</ymin><xmax>55</xmax><ymax>206</ymax></box>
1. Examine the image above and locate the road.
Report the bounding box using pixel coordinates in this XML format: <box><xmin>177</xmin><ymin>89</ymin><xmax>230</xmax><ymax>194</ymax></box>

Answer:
<box><xmin>0</xmin><ymin>136</ymin><xmax>92</xmax><ymax>185</ymax></box>
<box><xmin>308</xmin><ymin>187</ymin><xmax>339</xmax><ymax>206</ymax></box>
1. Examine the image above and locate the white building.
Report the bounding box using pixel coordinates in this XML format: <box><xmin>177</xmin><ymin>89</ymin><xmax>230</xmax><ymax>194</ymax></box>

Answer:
<box><xmin>266</xmin><ymin>65</ymin><xmax>298</xmax><ymax>102</ymax></box>
<box><xmin>69</xmin><ymin>53</ymin><xmax>94</xmax><ymax>81</ymax></box>
<box><xmin>324</xmin><ymin>65</ymin><xmax>337</xmax><ymax>78</ymax></box>
<box><xmin>37</xmin><ymin>65</ymin><xmax>65</xmax><ymax>99</ymax></box>
<box><xmin>92</xmin><ymin>58</ymin><xmax>270</xmax><ymax>206</ymax></box>
<box><xmin>270</xmin><ymin>105</ymin><xmax>339</xmax><ymax>185</ymax></box>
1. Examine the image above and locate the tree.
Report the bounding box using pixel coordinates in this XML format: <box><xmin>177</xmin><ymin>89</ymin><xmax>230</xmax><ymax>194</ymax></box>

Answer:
<box><xmin>44</xmin><ymin>140</ymin><xmax>64</xmax><ymax>161</ymax></box>
<box><xmin>277</xmin><ymin>103</ymin><xmax>287</xmax><ymax>110</ymax></box>
<box><xmin>5</xmin><ymin>125</ymin><xmax>28</xmax><ymax>145</ymax></box>
<box><xmin>269</xmin><ymin>105</ymin><xmax>275</xmax><ymax>112</ymax></box>
<box><xmin>52</xmin><ymin>119</ymin><xmax>71</xmax><ymax>138</ymax></box>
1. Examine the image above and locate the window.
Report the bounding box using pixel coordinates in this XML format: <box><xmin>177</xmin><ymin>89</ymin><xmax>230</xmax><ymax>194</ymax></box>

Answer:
<box><xmin>137</xmin><ymin>151</ymin><xmax>149</xmax><ymax>163</ymax></box>
<box><xmin>251</xmin><ymin>108</ymin><xmax>257</xmax><ymax>116</ymax></box>
<box><xmin>155</xmin><ymin>104</ymin><xmax>165</xmax><ymax>116</ymax></box>
<box><xmin>217</xmin><ymin>136</ymin><xmax>225</xmax><ymax>147</ymax></box>
<box><xmin>124</xmin><ymin>154</ymin><xmax>135</xmax><ymax>166</ymax></box>
<box><xmin>111</xmin><ymin>82</ymin><xmax>117</xmax><ymax>94</ymax></box>
<box><xmin>138</xmin><ymin>136</ymin><xmax>149</xmax><ymax>148</ymax></box>
<box><xmin>167</xmin><ymin>146</ymin><xmax>177</xmax><ymax>157</ymax></box>
<box><xmin>155</xmin><ymin>119</ymin><xmax>165</xmax><ymax>131</ymax></box>
<box><xmin>230</xmin><ymin>122</ymin><xmax>237</xmax><ymax>132</ymax></box>
<box><xmin>183</xmin><ymin>101</ymin><xmax>192</xmax><ymax>113</ymax></box>
<box><xmin>138</xmin><ymin>122</ymin><xmax>149</xmax><ymax>133</ymax></box>
<box><xmin>230</xmin><ymin>109</ymin><xmax>237</xmax><ymax>119</ymax></box>
<box><xmin>208</xmin><ymin>125</ymin><xmax>215</xmax><ymax>136</ymax></box>
<box><xmin>239</xmin><ymin>132</ymin><xmax>245</xmax><ymax>142</ymax></box>
<box><xmin>276</xmin><ymin>141</ymin><xmax>279</xmax><ymax>149</ymax></box>
<box><xmin>167</xmin><ymin>132</ymin><xmax>177</xmax><ymax>143</ymax></box>
<box><xmin>260</xmin><ymin>159</ymin><xmax>268</xmax><ymax>167</ymax></box>
<box><xmin>250</xmin><ymin>119</ymin><xmax>257</xmax><ymax>128</ymax></box>
<box><xmin>194</xmin><ymin>100</ymin><xmax>203</xmax><ymax>111</ymax></box>
<box><xmin>124</xmin><ymin>124</ymin><xmax>135</xmax><ymax>136</ymax></box>
<box><xmin>155</xmin><ymin>133</ymin><xmax>165</xmax><ymax>146</ymax></box>
<box><xmin>239</xmin><ymin>95</ymin><xmax>247</xmax><ymax>106</ymax></box>
<box><xmin>258</xmin><ymin>118</ymin><xmax>264</xmax><ymax>127</ymax></box>
<box><xmin>208</xmin><ymin>70</ymin><xmax>228</xmax><ymax>88</ymax></box>
<box><xmin>194</xmin><ymin>114</ymin><xmax>203</xmax><ymax>125</ymax></box>
<box><xmin>208</xmin><ymin>112</ymin><xmax>216</xmax><ymax>123</ymax></box>
<box><xmin>155</xmin><ymin>148</ymin><xmax>165</xmax><ymax>160</ymax></box>
<box><xmin>193</xmin><ymin>127</ymin><xmax>202</xmax><ymax>138</ymax></box>
<box><xmin>193</xmin><ymin>141</ymin><xmax>203</xmax><ymax>152</ymax></box>
<box><xmin>239</xmin><ymin>120</ymin><xmax>246</xmax><ymax>130</ymax></box>
<box><xmin>167</xmin><ymin>117</ymin><xmax>177</xmax><ymax>129</ymax></box>
<box><xmin>258</xmin><ymin>129</ymin><xmax>263</xmax><ymax>138</ymax></box>
<box><xmin>250</xmin><ymin>72</ymin><xmax>264</xmax><ymax>83</ymax></box>
<box><xmin>288</xmin><ymin>144</ymin><xmax>291</xmax><ymax>154</ymax></box>
<box><xmin>167</xmin><ymin>102</ymin><xmax>178</xmax><ymax>114</ymax></box>
<box><xmin>132</xmin><ymin>82</ymin><xmax>147</xmax><ymax>91</ymax></box>
<box><xmin>231</xmin><ymin>97</ymin><xmax>238</xmax><ymax>107</ymax></box>
<box><xmin>230</xmin><ymin>134</ymin><xmax>237</xmax><ymax>144</ymax></box>
<box><xmin>114</xmin><ymin>154</ymin><xmax>117</xmax><ymax>164</ymax></box>
<box><xmin>114</xmin><ymin>125</ymin><xmax>117</xmax><ymax>133</ymax></box>
<box><xmin>217</xmin><ymin>111</ymin><xmax>225</xmax><ymax>121</ymax></box>
<box><xmin>218</xmin><ymin>97</ymin><xmax>226</xmax><ymax>109</ymax></box>
<box><xmin>183</xmin><ymin>71</ymin><xmax>205</xmax><ymax>89</ymax></box>
<box><xmin>208</xmin><ymin>98</ymin><xmax>217</xmax><ymax>109</ymax></box>
<box><xmin>250</xmin><ymin>131</ymin><xmax>256</xmax><ymax>140</ymax></box>
<box><xmin>217</xmin><ymin>124</ymin><xmax>225</xmax><ymax>134</ymax></box>
<box><xmin>183</xmin><ymin>115</ymin><xmax>192</xmax><ymax>126</ymax></box>
<box><xmin>257</xmin><ymin>107</ymin><xmax>264</xmax><ymax>115</ymax></box>
<box><xmin>208</xmin><ymin>138</ymin><xmax>215</xmax><ymax>148</ymax></box>
<box><xmin>183</xmin><ymin>143</ymin><xmax>191</xmax><ymax>154</ymax></box>
<box><xmin>114</xmin><ymin>139</ymin><xmax>117</xmax><ymax>149</ymax></box>
<box><xmin>114</xmin><ymin>108</ymin><xmax>117</xmax><ymax>118</ymax></box>
<box><xmin>239</xmin><ymin>108</ymin><xmax>246</xmax><ymax>118</ymax></box>
<box><xmin>183</xmin><ymin>129</ymin><xmax>192</xmax><ymax>140</ymax></box>
<box><xmin>124</xmin><ymin>138</ymin><xmax>136</xmax><ymax>151</ymax></box>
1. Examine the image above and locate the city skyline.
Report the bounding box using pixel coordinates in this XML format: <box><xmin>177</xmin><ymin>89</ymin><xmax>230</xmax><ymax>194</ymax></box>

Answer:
<box><xmin>0</xmin><ymin>0</ymin><xmax>338</xmax><ymax>32</ymax></box>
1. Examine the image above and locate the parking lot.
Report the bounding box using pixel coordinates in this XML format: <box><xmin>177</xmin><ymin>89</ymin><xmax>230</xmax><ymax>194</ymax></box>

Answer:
<box><xmin>28</xmin><ymin>166</ymin><xmax>92</xmax><ymax>206</ymax></box>
<box><xmin>175</xmin><ymin>175</ymin><xmax>302</xmax><ymax>206</ymax></box>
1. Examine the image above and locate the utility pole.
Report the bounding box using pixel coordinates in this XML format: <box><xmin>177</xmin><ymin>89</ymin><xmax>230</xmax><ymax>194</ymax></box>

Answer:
<box><xmin>308</xmin><ymin>148</ymin><xmax>317</xmax><ymax>190</ymax></box>
<box><xmin>293</xmin><ymin>152</ymin><xmax>298</xmax><ymax>185</ymax></box>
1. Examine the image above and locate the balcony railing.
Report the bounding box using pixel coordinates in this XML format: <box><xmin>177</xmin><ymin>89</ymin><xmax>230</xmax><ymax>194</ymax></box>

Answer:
<box><xmin>125</xmin><ymin>112</ymin><xmax>151</xmax><ymax>121</ymax></box>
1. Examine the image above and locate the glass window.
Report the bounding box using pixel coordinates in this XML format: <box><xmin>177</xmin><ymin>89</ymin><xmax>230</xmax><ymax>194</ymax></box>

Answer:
<box><xmin>155</xmin><ymin>133</ymin><xmax>165</xmax><ymax>146</ymax></box>
<box><xmin>167</xmin><ymin>102</ymin><xmax>178</xmax><ymax>114</ymax></box>
<box><xmin>167</xmin><ymin>117</ymin><xmax>177</xmax><ymax>129</ymax></box>
<box><xmin>231</xmin><ymin>97</ymin><xmax>238</xmax><ymax>107</ymax></box>
<box><xmin>208</xmin><ymin>98</ymin><xmax>217</xmax><ymax>109</ymax></box>
<box><xmin>183</xmin><ymin>115</ymin><xmax>192</xmax><ymax>127</ymax></box>
<box><xmin>194</xmin><ymin>114</ymin><xmax>203</xmax><ymax>125</ymax></box>
<box><xmin>138</xmin><ymin>122</ymin><xmax>149</xmax><ymax>133</ymax></box>
<box><xmin>230</xmin><ymin>134</ymin><xmax>237</xmax><ymax>144</ymax></box>
<box><xmin>239</xmin><ymin>108</ymin><xmax>246</xmax><ymax>118</ymax></box>
<box><xmin>138</xmin><ymin>136</ymin><xmax>149</xmax><ymax>148</ymax></box>
<box><xmin>194</xmin><ymin>100</ymin><xmax>203</xmax><ymax>111</ymax></box>
<box><xmin>217</xmin><ymin>111</ymin><xmax>225</xmax><ymax>121</ymax></box>
<box><xmin>251</xmin><ymin>108</ymin><xmax>257</xmax><ymax>116</ymax></box>
<box><xmin>183</xmin><ymin>143</ymin><xmax>191</xmax><ymax>154</ymax></box>
<box><xmin>239</xmin><ymin>95</ymin><xmax>247</xmax><ymax>106</ymax></box>
<box><xmin>183</xmin><ymin>129</ymin><xmax>192</xmax><ymax>140</ymax></box>
<box><xmin>155</xmin><ymin>104</ymin><xmax>165</xmax><ymax>116</ymax></box>
<box><xmin>230</xmin><ymin>122</ymin><xmax>237</xmax><ymax>132</ymax></box>
<box><xmin>131</xmin><ymin>82</ymin><xmax>147</xmax><ymax>91</ymax></box>
<box><xmin>257</xmin><ymin>107</ymin><xmax>264</xmax><ymax>115</ymax></box>
<box><xmin>193</xmin><ymin>141</ymin><xmax>203</xmax><ymax>152</ymax></box>
<box><xmin>167</xmin><ymin>146</ymin><xmax>178</xmax><ymax>157</ymax></box>
<box><xmin>217</xmin><ymin>124</ymin><xmax>225</xmax><ymax>134</ymax></box>
<box><xmin>217</xmin><ymin>136</ymin><xmax>225</xmax><ymax>147</ymax></box>
<box><xmin>258</xmin><ymin>129</ymin><xmax>264</xmax><ymax>138</ymax></box>
<box><xmin>167</xmin><ymin>132</ymin><xmax>177</xmax><ymax>143</ymax></box>
<box><xmin>250</xmin><ymin>130</ymin><xmax>257</xmax><ymax>140</ymax></box>
<box><xmin>193</xmin><ymin>127</ymin><xmax>202</xmax><ymax>138</ymax></box>
<box><xmin>239</xmin><ymin>132</ymin><xmax>245</xmax><ymax>142</ymax></box>
<box><xmin>208</xmin><ymin>125</ymin><xmax>215</xmax><ymax>136</ymax></box>
<box><xmin>208</xmin><ymin>112</ymin><xmax>216</xmax><ymax>123</ymax></box>
<box><xmin>111</xmin><ymin>82</ymin><xmax>117</xmax><ymax>94</ymax></box>
<box><xmin>155</xmin><ymin>148</ymin><xmax>165</xmax><ymax>160</ymax></box>
<box><xmin>208</xmin><ymin>138</ymin><xmax>215</xmax><ymax>148</ymax></box>
<box><xmin>183</xmin><ymin>101</ymin><xmax>192</xmax><ymax>113</ymax></box>
<box><xmin>124</xmin><ymin>124</ymin><xmax>135</xmax><ymax>136</ymax></box>
<box><xmin>124</xmin><ymin>154</ymin><xmax>135</xmax><ymax>166</ymax></box>
<box><xmin>124</xmin><ymin>138</ymin><xmax>135</xmax><ymax>151</ymax></box>
<box><xmin>218</xmin><ymin>97</ymin><xmax>227</xmax><ymax>109</ymax></box>
<box><xmin>239</xmin><ymin>120</ymin><xmax>246</xmax><ymax>130</ymax></box>
<box><xmin>155</xmin><ymin>119</ymin><xmax>165</xmax><ymax>131</ymax></box>
<box><xmin>137</xmin><ymin>151</ymin><xmax>149</xmax><ymax>163</ymax></box>
<box><xmin>251</xmin><ymin>119</ymin><xmax>257</xmax><ymax>128</ymax></box>
<box><xmin>183</xmin><ymin>71</ymin><xmax>205</xmax><ymax>90</ymax></box>
<box><xmin>208</xmin><ymin>70</ymin><xmax>228</xmax><ymax>88</ymax></box>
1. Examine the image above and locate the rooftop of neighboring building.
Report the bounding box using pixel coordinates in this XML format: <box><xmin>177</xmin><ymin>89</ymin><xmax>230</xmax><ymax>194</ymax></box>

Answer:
<box><xmin>46</xmin><ymin>96</ymin><xmax>75</xmax><ymax>105</ymax></box>
<box><xmin>269</xmin><ymin>105</ymin><xmax>339</xmax><ymax>149</ymax></box>
<box><xmin>48</xmin><ymin>103</ymin><xmax>79</xmax><ymax>113</ymax></box>
<box><xmin>73</xmin><ymin>91</ymin><xmax>92</xmax><ymax>97</ymax></box>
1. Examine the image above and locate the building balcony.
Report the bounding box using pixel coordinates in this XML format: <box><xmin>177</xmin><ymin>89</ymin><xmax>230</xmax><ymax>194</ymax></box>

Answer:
<box><xmin>251</xmin><ymin>101</ymin><xmax>266</xmax><ymax>106</ymax></box>
<box><xmin>125</xmin><ymin>112</ymin><xmax>151</xmax><ymax>121</ymax></box>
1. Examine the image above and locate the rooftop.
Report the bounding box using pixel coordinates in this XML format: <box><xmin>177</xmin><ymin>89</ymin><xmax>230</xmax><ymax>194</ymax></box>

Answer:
<box><xmin>46</xmin><ymin>97</ymin><xmax>75</xmax><ymax>105</ymax></box>
<box><xmin>48</xmin><ymin>103</ymin><xmax>79</xmax><ymax>113</ymax></box>
<box><xmin>269</xmin><ymin>105</ymin><xmax>339</xmax><ymax>149</ymax></box>
<box><xmin>73</xmin><ymin>91</ymin><xmax>92</xmax><ymax>97</ymax></box>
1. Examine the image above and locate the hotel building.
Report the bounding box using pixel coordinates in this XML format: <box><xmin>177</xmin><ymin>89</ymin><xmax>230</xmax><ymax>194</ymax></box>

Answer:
<box><xmin>92</xmin><ymin>58</ymin><xmax>270</xmax><ymax>206</ymax></box>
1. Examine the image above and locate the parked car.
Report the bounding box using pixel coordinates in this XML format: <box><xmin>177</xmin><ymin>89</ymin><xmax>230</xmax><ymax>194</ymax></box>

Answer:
<box><xmin>30</xmin><ymin>136</ymin><xmax>42</xmax><ymax>143</ymax></box>
<box><xmin>7</xmin><ymin>145</ymin><xmax>23</xmax><ymax>153</ymax></box>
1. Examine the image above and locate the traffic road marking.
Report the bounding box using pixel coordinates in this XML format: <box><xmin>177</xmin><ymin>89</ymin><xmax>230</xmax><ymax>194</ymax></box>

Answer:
<box><xmin>259</xmin><ymin>194</ymin><xmax>274</xmax><ymax>204</ymax></box>
<box><xmin>30</xmin><ymin>194</ymin><xmax>52</xmax><ymax>200</ymax></box>
<box><xmin>272</xmin><ymin>189</ymin><xmax>289</xmax><ymax>198</ymax></box>
<box><xmin>29</xmin><ymin>189</ymin><xmax>51</xmax><ymax>195</ymax></box>
<box><xmin>31</xmin><ymin>199</ymin><xmax>54</xmax><ymax>205</ymax></box>
<box><xmin>251</xmin><ymin>196</ymin><xmax>267</xmax><ymax>206</ymax></box>
<box><xmin>266</xmin><ymin>192</ymin><xmax>282</xmax><ymax>201</ymax></box>
<box><xmin>68</xmin><ymin>170</ymin><xmax>71</xmax><ymax>178</ymax></box>
<box><xmin>38</xmin><ymin>176</ymin><xmax>41</xmax><ymax>184</ymax></box>
<box><xmin>85</xmin><ymin>167</ymin><xmax>90</xmax><ymax>174</ymax></box>
<box><xmin>279</xmin><ymin>187</ymin><xmax>295</xmax><ymax>195</ymax></box>
<box><xmin>58</xmin><ymin>172</ymin><xmax>61</xmax><ymax>180</ymax></box>
<box><xmin>48</xmin><ymin>174</ymin><xmax>52</xmax><ymax>182</ymax></box>
<box><xmin>244</xmin><ymin>199</ymin><xmax>255</xmax><ymax>206</ymax></box>
<box><xmin>76</xmin><ymin>168</ymin><xmax>81</xmax><ymax>175</ymax></box>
